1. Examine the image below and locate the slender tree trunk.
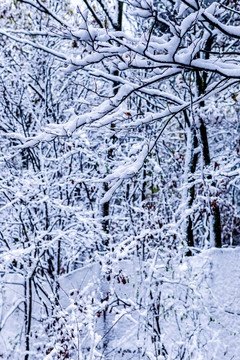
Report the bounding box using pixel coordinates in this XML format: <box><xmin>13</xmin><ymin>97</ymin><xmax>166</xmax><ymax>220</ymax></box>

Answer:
<box><xmin>102</xmin><ymin>1</ymin><xmax>123</xmax><ymax>240</ymax></box>
<box><xmin>186</xmin><ymin>124</ymin><xmax>199</xmax><ymax>250</ymax></box>
<box><xmin>185</xmin><ymin>33</ymin><xmax>222</xmax><ymax>249</ymax></box>
<box><xmin>24</xmin><ymin>276</ymin><xmax>32</xmax><ymax>360</ymax></box>
<box><xmin>183</xmin><ymin>109</ymin><xmax>199</xmax><ymax>252</ymax></box>
<box><xmin>212</xmin><ymin>201</ymin><xmax>222</xmax><ymax>248</ymax></box>
<box><xmin>197</xmin><ymin>86</ymin><xmax>222</xmax><ymax>247</ymax></box>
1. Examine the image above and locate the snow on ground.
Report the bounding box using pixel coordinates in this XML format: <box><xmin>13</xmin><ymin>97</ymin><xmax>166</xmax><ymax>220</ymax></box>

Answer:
<box><xmin>189</xmin><ymin>248</ymin><xmax>240</xmax><ymax>359</ymax></box>
<box><xmin>0</xmin><ymin>248</ymin><xmax>240</xmax><ymax>359</ymax></box>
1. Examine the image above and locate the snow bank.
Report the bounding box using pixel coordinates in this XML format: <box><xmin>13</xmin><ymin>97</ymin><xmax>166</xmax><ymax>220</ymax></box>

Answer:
<box><xmin>0</xmin><ymin>248</ymin><xmax>240</xmax><ymax>359</ymax></box>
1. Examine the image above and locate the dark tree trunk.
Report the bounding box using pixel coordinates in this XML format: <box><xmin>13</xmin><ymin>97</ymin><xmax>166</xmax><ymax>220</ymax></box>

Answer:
<box><xmin>102</xmin><ymin>1</ymin><xmax>123</xmax><ymax>240</ymax></box>
<box><xmin>187</xmin><ymin>33</ymin><xmax>222</xmax><ymax>249</ymax></box>
<box><xmin>24</xmin><ymin>276</ymin><xmax>32</xmax><ymax>360</ymax></box>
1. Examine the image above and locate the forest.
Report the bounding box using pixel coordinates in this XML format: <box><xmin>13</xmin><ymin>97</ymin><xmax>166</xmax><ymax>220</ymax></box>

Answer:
<box><xmin>0</xmin><ymin>0</ymin><xmax>240</xmax><ymax>359</ymax></box>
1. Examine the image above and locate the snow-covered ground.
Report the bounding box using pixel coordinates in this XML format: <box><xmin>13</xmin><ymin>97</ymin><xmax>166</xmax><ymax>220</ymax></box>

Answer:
<box><xmin>1</xmin><ymin>248</ymin><xmax>240</xmax><ymax>359</ymax></box>
<box><xmin>183</xmin><ymin>248</ymin><xmax>240</xmax><ymax>359</ymax></box>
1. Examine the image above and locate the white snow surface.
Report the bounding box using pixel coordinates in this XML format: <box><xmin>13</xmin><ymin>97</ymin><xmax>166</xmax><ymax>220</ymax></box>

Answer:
<box><xmin>0</xmin><ymin>248</ymin><xmax>240</xmax><ymax>359</ymax></box>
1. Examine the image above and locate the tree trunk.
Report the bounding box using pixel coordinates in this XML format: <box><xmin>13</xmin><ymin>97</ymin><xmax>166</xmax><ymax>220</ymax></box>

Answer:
<box><xmin>187</xmin><ymin>33</ymin><xmax>222</xmax><ymax>249</ymax></box>
<box><xmin>102</xmin><ymin>1</ymin><xmax>123</xmax><ymax>240</ymax></box>
<box><xmin>24</xmin><ymin>276</ymin><xmax>32</xmax><ymax>360</ymax></box>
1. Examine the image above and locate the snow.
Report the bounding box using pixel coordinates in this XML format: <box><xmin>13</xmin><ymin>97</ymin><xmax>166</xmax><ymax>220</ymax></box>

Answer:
<box><xmin>188</xmin><ymin>248</ymin><xmax>240</xmax><ymax>358</ymax></box>
<box><xmin>1</xmin><ymin>0</ymin><xmax>240</xmax><ymax>358</ymax></box>
<box><xmin>1</xmin><ymin>248</ymin><xmax>240</xmax><ymax>358</ymax></box>
<box><xmin>205</xmin><ymin>12</ymin><xmax>240</xmax><ymax>38</ymax></box>
<box><xmin>180</xmin><ymin>11</ymin><xmax>200</xmax><ymax>37</ymax></box>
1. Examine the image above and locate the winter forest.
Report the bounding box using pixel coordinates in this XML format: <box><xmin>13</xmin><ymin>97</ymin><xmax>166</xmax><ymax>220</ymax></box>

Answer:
<box><xmin>0</xmin><ymin>0</ymin><xmax>240</xmax><ymax>358</ymax></box>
